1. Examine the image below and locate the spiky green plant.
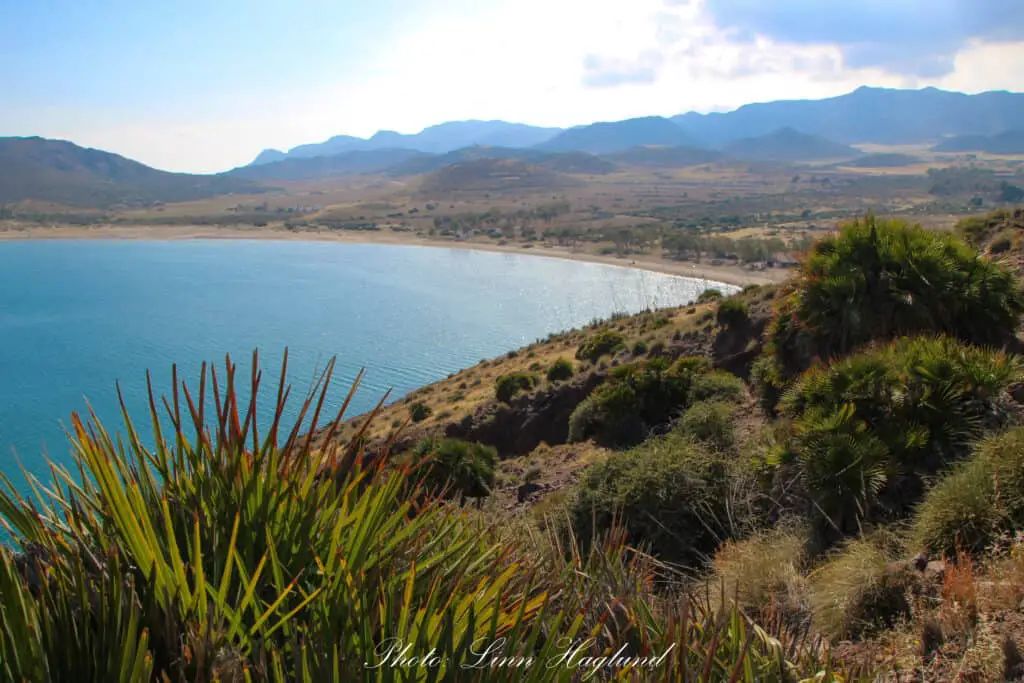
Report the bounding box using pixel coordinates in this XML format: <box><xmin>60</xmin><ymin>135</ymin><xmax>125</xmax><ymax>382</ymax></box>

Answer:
<box><xmin>0</xmin><ymin>352</ymin><xmax>857</xmax><ymax>682</ymax></box>
<box><xmin>775</xmin><ymin>336</ymin><xmax>1021</xmax><ymax>545</ymax></box>
<box><xmin>766</xmin><ymin>214</ymin><xmax>1024</xmax><ymax>386</ymax></box>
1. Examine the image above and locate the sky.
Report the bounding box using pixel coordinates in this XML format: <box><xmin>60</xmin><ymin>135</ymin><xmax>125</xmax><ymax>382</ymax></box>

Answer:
<box><xmin>2</xmin><ymin>0</ymin><xmax>1022</xmax><ymax>173</ymax></box>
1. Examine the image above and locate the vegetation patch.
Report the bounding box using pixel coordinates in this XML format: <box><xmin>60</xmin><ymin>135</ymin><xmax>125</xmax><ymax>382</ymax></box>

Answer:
<box><xmin>766</xmin><ymin>215</ymin><xmax>1024</xmax><ymax>386</ymax></box>
<box><xmin>494</xmin><ymin>371</ymin><xmax>539</xmax><ymax>403</ymax></box>
<box><xmin>776</xmin><ymin>335</ymin><xmax>1021</xmax><ymax>544</ymax></box>
<box><xmin>570</xmin><ymin>431</ymin><xmax>758</xmax><ymax>566</ymax></box>
<box><xmin>678</xmin><ymin>401</ymin><xmax>737</xmax><ymax>451</ymax></box>
<box><xmin>575</xmin><ymin>329</ymin><xmax>626</xmax><ymax>363</ymax></box>
<box><xmin>568</xmin><ymin>357</ymin><xmax>706</xmax><ymax>448</ymax></box>
<box><xmin>409</xmin><ymin>436</ymin><xmax>498</xmax><ymax>502</ymax></box>
<box><xmin>912</xmin><ymin>428</ymin><xmax>1024</xmax><ymax>558</ymax></box>
<box><xmin>546</xmin><ymin>357</ymin><xmax>575</xmax><ymax>382</ymax></box>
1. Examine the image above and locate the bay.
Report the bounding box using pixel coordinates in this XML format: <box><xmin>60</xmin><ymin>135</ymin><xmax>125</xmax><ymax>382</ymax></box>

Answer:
<box><xmin>0</xmin><ymin>239</ymin><xmax>734</xmax><ymax>489</ymax></box>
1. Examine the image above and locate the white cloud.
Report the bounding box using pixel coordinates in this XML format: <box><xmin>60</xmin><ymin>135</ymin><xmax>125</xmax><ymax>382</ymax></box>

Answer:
<box><xmin>11</xmin><ymin>0</ymin><xmax>1023</xmax><ymax>173</ymax></box>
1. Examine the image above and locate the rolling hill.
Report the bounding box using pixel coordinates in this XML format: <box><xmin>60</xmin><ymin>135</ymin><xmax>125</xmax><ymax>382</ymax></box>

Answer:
<box><xmin>0</xmin><ymin>137</ymin><xmax>264</xmax><ymax>208</ymax></box>
<box><xmin>605</xmin><ymin>145</ymin><xmax>724</xmax><ymax>168</ymax></box>
<box><xmin>417</xmin><ymin>158</ymin><xmax>581</xmax><ymax>194</ymax></box>
<box><xmin>933</xmin><ymin>129</ymin><xmax>1024</xmax><ymax>155</ymax></box>
<box><xmin>722</xmin><ymin>127</ymin><xmax>860</xmax><ymax>162</ymax></box>
<box><xmin>534</xmin><ymin>117</ymin><xmax>700</xmax><ymax>155</ymax></box>
<box><xmin>387</xmin><ymin>146</ymin><xmax>617</xmax><ymax>177</ymax></box>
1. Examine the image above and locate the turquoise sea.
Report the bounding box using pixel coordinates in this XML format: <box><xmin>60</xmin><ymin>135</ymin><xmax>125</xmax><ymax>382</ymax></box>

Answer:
<box><xmin>0</xmin><ymin>239</ymin><xmax>733</xmax><ymax>488</ymax></box>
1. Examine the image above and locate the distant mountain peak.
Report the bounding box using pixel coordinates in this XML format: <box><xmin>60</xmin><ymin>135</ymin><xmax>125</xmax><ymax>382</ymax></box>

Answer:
<box><xmin>251</xmin><ymin>149</ymin><xmax>287</xmax><ymax>166</ymax></box>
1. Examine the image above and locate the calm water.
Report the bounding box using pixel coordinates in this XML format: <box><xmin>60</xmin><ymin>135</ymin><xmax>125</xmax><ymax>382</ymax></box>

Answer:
<box><xmin>0</xmin><ymin>240</ymin><xmax>733</xmax><ymax>487</ymax></box>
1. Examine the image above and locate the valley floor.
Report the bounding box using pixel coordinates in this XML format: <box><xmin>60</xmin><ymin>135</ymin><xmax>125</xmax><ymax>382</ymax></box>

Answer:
<box><xmin>0</xmin><ymin>223</ymin><xmax>792</xmax><ymax>288</ymax></box>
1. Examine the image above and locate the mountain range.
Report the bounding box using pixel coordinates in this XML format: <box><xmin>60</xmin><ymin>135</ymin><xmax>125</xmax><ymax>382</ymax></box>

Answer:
<box><xmin>252</xmin><ymin>86</ymin><xmax>1024</xmax><ymax>165</ymax></box>
<box><xmin>1</xmin><ymin>86</ymin><xmax>1022</xmax><ymax>209</ymax></box>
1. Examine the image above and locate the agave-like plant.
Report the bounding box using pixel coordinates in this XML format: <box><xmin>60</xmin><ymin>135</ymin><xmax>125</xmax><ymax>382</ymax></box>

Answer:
<box><xmin>0</xmin><ymin>352</ymin><xmax>856</xmax><ymax>682</ymax></box>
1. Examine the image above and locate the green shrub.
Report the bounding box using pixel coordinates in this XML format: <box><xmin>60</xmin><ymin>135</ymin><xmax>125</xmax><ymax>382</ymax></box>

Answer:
<box><xmin>409</xmin><ymin>401</ymin><xmax>432</xmax><ymax>422</ymax></box>
<box><xmin>673</xmin><ymin>356</ymin><xmax>712</xmax><ymax>375</ymax></box>
<box><xmin>570</xmin><ymin>432</ymin><xmax>755</xmax><ymax>566</ymax></box>
<box><xmin>631</xmin><ymin>340</ymin><xmax>649</xmax><ymax>356</ymax></box>
<box><xmin>678</xmin><ymin>401</ymin><xmax>736</xmax><ymax>450</ymax></box>
<box><xmin>546</xmin><ymin>358</ymin><xmax>575</xmax><ymax>382</ymax></box>
<box><xmin>495</xmin><ymin>372</ymin><xmax>538</xmax><ymax>403</ymax></box>
<box><xmin>716</xmin><ymin>299</ymin><xmax>750</xmax><ymax>328</ymax></box>
<box><xmin>778</xmin><ymin>336</ymin><xmax>1021</xmax><ymax>542</ymax></box>
<box><xmin>568</xmin><ymin>358</ymin><xmax>701</xmax><ymax>448</ymax></box>
<box><xmin>768</xmin><ymin>215</ymin><xmax>1024</xmax><ymax>382</ymax></box>
<box><xmin>575</xmin><ymin>329</ymin><xmax>626</xmax><ymax>363</ymax></box>
<box><xmin>411</xmin><ymin>436</ymin><xmax>498</xmax><ymax>501</ymax></box>
<box><xmin>750</xmin><ymin>355</ymin><xmax>785</xmax><ymax>416</ymax></box>
<box><xmin>690</xmin><ymin>370</ymin><xmax>745</xmax><ymax>404</ymax></box>
<box><xmin>697</xmin><ymin>289</ymin><xmax>724</xmax><ymax>303</ymax></box>
<box><xmin>912</xmin><ymin>428</ymin><xmax>1024</xmax><ymax>558</ymax></box>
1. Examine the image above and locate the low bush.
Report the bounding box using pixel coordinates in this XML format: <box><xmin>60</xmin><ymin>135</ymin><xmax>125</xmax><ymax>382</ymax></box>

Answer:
<box><xmin>409</xmin><ymin>401</ymin><xmax>432</xmax><ymax>422</ymax></box>
<box><xmin>716</xmin><ymin>299</ymin><xmax>750</xmax><ymax>328</ymax></box>
<box><xmin>568</xmin><ymin>358</ymin><xmax>701</xmax><ymax>448</ymax></box>
<box><xmin>575</xmin><ymin>329</ymin><xmax>626</xmax><ymax>363</ymax></box>
<box><xmin>912</xmin><ymin>428</ymin><xmax>1024</xmax><ymax>558</ymax></box>
<box><xmin>631</xmin><ymin>340</ymin><xmax>648</xmax><ymax>356</ymax></box>
<box><xmin>546</xmin><ymin>358</ymin><xmax>575</xmax><ymax>382</ymax></box>
<box><xmin>679</xmin><ymin>401</ymin><xmax>736</xmax><ymax>450</ymax></box>
<box><xmin>690</xmin><ymin>370</ymin><xmax>746</xmax><ymax>403</ymax></box>
<box><xmin>411</xmin><ymin>436</ymin><xmax>498</xmax><ymax>502</ymax></box>
<box><xmin>570</xmin><ymin>432</ymin><xmax>756</xmax><ymax>566</ymax></box>
<box><xmin>697</xmin><ymin>288</ymin><xmax>724</xmax><ymax>303</ymax></box>
<box><xmin>495</xmin><ymin>372</ymin><xmax>538</xmax><ymax>403</ymax></box>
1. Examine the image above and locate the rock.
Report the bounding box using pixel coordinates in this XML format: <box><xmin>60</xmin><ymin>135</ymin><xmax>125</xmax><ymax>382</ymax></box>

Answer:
<box><xmin>517</xmin><ymin>482</ymin><xmax>544</xmax><ymax>504</ymax></box>
<box><xmin>924</xmin><ymin>560</ymin><xmax>946</xmax><ymax>584</ymax></box>
<box><xmin>1009</xmin><ymin>382</ymin><xmax>1024</xmax><ymax>405</ymax></box>
<box><xmin>911</xmin><ymin>552</ymin><xmax>929</xmax><ymax>572</ymax></box>
<box><xmin>711</xmin><ymin>306</ymin><xmax>770</xmax><ymax>379</ymax></box>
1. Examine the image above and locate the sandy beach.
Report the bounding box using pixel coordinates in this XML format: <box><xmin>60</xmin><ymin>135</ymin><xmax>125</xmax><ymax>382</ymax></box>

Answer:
<box><xmin>0</xmin><ymin>224</ymin><xmax>793</xmax><ymax>288</ymax></box>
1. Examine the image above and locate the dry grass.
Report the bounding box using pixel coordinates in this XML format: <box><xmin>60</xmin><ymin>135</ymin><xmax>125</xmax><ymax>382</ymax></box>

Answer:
<box><xmin>941</xmin><ymin>552</ymin><xmax>980</xmax><ymax>639</ymax></box>
<box><xmin>808</xmin><ymin>535</ymin><xmax>912</xmax><ymax>642</ymax></box>
<box><xmin>711</xmin><ymin>524</ymin><xmax>810</xmax><ymax>619</ymax></box>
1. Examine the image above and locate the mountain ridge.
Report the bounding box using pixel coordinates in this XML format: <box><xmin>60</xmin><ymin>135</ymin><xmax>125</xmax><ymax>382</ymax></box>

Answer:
<box><xmin>248</xmin><ymin>86</ymin><xmax>1024</xmax><ymax>168</ymax></box>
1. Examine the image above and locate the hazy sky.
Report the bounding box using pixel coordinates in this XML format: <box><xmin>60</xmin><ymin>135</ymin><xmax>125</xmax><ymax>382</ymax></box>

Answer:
<box><xmin>2</xmin><ymin>0</ymin><xmax>1022</xmax><ymax>173</ymax></box>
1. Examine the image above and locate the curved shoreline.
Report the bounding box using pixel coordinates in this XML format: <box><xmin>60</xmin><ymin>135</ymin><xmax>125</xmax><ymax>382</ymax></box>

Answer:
<box><xmin>0</xmin><ymin>224</ymin><xmax>793</xmax><ymax>288</ymax></box>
